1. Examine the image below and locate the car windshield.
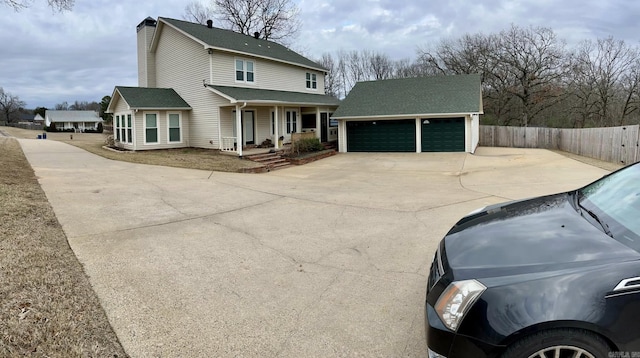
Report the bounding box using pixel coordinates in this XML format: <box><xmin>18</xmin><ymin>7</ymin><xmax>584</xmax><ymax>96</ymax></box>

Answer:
<box><xmin>579</xmin><ymin>163</ymin><xmax>640</xmax><ymax>250</ymax></box>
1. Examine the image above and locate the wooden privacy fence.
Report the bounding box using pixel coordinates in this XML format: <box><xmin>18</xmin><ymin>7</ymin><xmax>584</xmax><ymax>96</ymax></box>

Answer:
<box><xmin>479</xmin><ymin>125</ymin><xmax>640</xmax><ymax>166</ymax></box>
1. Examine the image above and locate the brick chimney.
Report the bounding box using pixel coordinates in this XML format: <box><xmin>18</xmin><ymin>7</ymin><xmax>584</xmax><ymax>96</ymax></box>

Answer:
<box><xmin>136</xmin><ymin>17</ymin><xmax>157</xmax><ymax>87</ymax></box>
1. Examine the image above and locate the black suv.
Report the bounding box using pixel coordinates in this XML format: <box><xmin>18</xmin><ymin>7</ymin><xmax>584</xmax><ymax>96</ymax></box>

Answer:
<box><xmin>425</xmin><ymin>162</ymin><xmax>640</xmax><ymax>358</ymax></box>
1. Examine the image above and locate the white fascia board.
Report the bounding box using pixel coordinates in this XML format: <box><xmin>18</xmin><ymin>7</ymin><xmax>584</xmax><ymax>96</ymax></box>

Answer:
<box><xmin>206</xmin><ymin>87</ymin><xmax>237</xmax><ymax>102</ymax></box>
<box><xmin>332</xmin><ymin>112</ymin><xmax>481</xmax><ymax>120</ymax></box>
<box><xmin>106</xmin><ymin>87</ymin><xmax>126</xmax><ymax>114</ymax></box>
<box><xmin>130</xmin><ymin>107</ymin><xmax>192</xmax><ymax>111</ymax></box>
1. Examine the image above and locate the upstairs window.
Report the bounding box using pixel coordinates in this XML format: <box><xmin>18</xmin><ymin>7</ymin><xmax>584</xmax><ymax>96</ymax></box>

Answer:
<box><xmin>306</xmin><ymin>72</ymin><xmax>317</xmax><ymax>89</ymax></box>
<box><xmin>236</xmin><ymin>59</ymin><xmax>255</xmax><ymax>83</ymax></box>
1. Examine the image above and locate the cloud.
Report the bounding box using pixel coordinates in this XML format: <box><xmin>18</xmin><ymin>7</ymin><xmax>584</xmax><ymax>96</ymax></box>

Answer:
<box><xmin>1</xmin><ymin>0</ymin><xmax>639</xmax><ymax>108</ymax></box>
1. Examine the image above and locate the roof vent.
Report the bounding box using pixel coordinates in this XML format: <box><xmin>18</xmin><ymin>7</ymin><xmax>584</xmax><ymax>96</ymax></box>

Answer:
<box><xmin>206</xmin><ymin>20</ymin><xmax>213</xmax><ymax>28</ymax></box>
<box><xmin>253</xmin><ymin>31</ymin><xmax>260</xmax><ymax>39</ymax></box>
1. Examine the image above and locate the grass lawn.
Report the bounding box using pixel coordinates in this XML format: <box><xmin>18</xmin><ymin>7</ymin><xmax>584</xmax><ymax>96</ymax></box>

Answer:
<box><xmin>0</xmin><ymin>136</ymin><xmax>128</xmax><ymax>357</ymax></box>
<box><xmin>1</xmin><ymin>127</ymin><xmax>264</xmax><ymax>173</ymax></box>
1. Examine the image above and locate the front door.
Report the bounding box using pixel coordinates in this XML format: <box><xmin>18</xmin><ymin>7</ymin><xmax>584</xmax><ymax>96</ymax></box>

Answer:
<box><xmin>243</xmin><ymin>111</ymin><xmax>255</xmax><ymax>145</ymax></box>
<box><xmin>321</xmin><ymin>113</ymin><xmax>328</xmax><ymax>142</ymax></box>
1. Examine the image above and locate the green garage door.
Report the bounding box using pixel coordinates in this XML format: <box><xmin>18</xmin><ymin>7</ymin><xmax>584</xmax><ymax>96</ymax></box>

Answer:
<box><xmin>421</xmin><ymin>118</ymin><xmax>465</xmax><ymax>152</ymax></box>
<box><xmin>347</xmin><ymin>119</ymin><xmax>416</xmax><ymax>152</ymax></box>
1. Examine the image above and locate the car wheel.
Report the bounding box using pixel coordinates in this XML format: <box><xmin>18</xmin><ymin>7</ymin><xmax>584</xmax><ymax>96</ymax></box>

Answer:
<box><xmin>501</xmin><ymin>328</ymin><xmax>610</xmax><ymax>358</ymax></box>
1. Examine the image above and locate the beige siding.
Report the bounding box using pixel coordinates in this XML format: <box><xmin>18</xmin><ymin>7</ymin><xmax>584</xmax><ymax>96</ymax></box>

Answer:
<box><xmin>155</xmin><ymin>25</ymin><xmax>220</xmax><ymax>149</ymax></box>
<box><xmin>132</xmin><ymin>110</ymin><xmax>190</xmax><ymax>151</ymax></box>
<box><xmin>137</xmin><ymin>25</ymin><xmax>156</xmax><ymax>87</ymax></box>
<box><xmin>211</xmin><ymin>51</ymin><xmax>326</xmax><ymax>93</ymax></box>
<box><xmin>255</xmin><ymin>108</ymin><xmax>271</xmax><ymax>145</ymax></box>
<box><xmin>151</xmin><ymin>23</ymin><xmax>327</xmax><ymax>150</ymax></box>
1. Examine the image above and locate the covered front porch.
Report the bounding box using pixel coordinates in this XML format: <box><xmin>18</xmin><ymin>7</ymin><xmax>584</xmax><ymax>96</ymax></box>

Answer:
<box><xmin>207</xmin><ymin>85</ymin><xmax>340</xmax><ymax>156</ymax></box>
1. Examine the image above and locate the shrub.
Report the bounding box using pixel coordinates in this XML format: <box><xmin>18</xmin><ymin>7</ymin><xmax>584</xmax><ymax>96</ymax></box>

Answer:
<box><xmin>292</xmin><ymin>137</ymin><xmax>324</xmax><ymax>155</ymax></box>
<box><xmin>47</xmin><ymin>122</ymin><xmax>57</xmax><ymax>132</ymax></box>
<box><xmin>104</xmin><ymin>135</ymin><xmax>115</xmax><ymax>146</ymax></box>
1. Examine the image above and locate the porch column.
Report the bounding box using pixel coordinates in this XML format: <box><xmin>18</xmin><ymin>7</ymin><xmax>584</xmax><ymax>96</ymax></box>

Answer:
<box><xmin>315</xmin><ymin>107</ymin><xmax>321</xmax><ymax>140</ymax></box>
<box><xmin>274</xmin><ymin>106</ymin><xmax>280</xmax><ymax>149</ymax></box>
<box><xmin>235</xmin><ymin>104</ymin><xmax>243</xmax><ymax>156</ymax></box>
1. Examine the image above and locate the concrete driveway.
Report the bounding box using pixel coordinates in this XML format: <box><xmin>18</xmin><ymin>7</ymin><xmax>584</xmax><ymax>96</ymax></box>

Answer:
<box><xmin>18</xmin><ymin>140</ymin><xmax>609</xmax><ymax>357</ymax></box>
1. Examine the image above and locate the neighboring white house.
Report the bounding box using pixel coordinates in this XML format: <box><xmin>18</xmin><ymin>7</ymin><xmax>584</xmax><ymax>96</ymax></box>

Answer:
<box><xmin>45</xmin><ymin>110</ymin><xmax>103</xmax><ymax>132</ymax></box>
<box><xmin>107</xmin><ymin>17</ymin><xmax>340</xmax><ymax>154</ymax></box>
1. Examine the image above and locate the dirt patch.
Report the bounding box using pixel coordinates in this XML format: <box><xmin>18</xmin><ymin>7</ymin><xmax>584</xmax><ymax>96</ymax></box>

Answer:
<box><xmin>2</xmin><ymin>126</ymin><xmax>264</xmax><ymax>173</ymax></box>
<box><xmin>0</xmin><ymin>136</ymin><xmax>128</xmax><ymax>357</ymax></box>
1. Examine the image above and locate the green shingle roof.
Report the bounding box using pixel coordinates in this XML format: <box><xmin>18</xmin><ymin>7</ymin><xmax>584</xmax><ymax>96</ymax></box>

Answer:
<box><xmin>160</xmin><ymin>17</ymin><xmax>325</xmax><ymax>71</ymax></box>
<box><xmin>332</xmin><ymin>74</ymin><xmax>483</xmax><ymax>118</ymax></box>
<box><xmin>114</xmin><ymin>87</ymin><xmax>191</xmax><ymax>109</ymax></box>
<box><xmin>209</xmin><ymin>85</ymin><xmax>340</xmax><ymax>106</ymax></box>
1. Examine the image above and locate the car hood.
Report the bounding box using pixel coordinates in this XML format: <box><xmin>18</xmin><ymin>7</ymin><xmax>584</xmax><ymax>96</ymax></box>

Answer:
<box><xmin>443</xmin><ymin>193</ymin><xmax>640</xmax><ymax>278</ymax></box>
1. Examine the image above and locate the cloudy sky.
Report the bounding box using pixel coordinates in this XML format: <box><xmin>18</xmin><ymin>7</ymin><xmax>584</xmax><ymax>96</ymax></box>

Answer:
<box><xmin>1</xmin><ymin>0</ymin><xmax>638</xmax><ymax>109</ymax></box>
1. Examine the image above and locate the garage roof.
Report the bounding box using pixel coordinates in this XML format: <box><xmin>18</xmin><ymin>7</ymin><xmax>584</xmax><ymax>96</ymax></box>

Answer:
<box><xmin>332</xmin><ymin>74</ymin><xmax>483</xmax><ymax>119</ymax></box>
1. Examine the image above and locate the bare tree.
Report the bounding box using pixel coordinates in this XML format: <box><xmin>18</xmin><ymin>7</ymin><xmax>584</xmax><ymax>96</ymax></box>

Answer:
<box><xmin>418</xmin><ymin>33</ymin><xmax>519</xmax><ymax>125</ymax></box>
<box><xmin>54</xmin><ymin>101</ymin><xmax>68</xmax><ymax>110</ymax></box>
<box><xmin>317</xmin><ymin>53</ymin><xmax>342</xmax><ymax>98</ymax></box>
<box><xmin>183</xmin><ymin>1</ymin><xmax>214</xmax><ymax>25</ymax></box>
<box><xmin>210</xmin><ymin>0</ymin><xmax>300</xmax><ymax>42</ymax></box>
<box><xmin>3</xmin><ymin>0</ymin><xmax>73</xmax><ymax>11</ymax></box>
<box><xmin>568</xmin><ymin>38</ymin><xmax>639</xmax><ymax>127</ymax></box>
<box><xmin>493</xmin><ymin>25</ymin><xmax>569</xmax><ymax>127</ymax></box>
<box><xmin>0</xmin><ymin>87</ymin><xmax>26</xmax><ymax>124</ymax></box>
<box><xmin>392</xmin><ymin>58</ymin><xmax>426</xmax><ymax>79</ymax></box>
<box><xmin>369</xmin><ymin>52</ymin><xmax>394</xmax><ymax>80</ymax></box>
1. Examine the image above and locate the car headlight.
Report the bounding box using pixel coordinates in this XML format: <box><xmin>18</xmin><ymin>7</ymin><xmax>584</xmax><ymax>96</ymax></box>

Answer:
<box><xmin>434</xmin><ymin>279</ymin><xmax>486</xmax><ymax>331</ymax></box>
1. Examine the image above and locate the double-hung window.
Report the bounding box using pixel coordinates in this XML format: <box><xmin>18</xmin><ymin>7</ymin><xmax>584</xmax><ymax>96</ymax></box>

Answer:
<box><xmin>236</xmin><ymin>59</ymin><xmax>255</xmax><ymax>83</ymax></box>
<box><xmin>306</xmin><ymin>72</ymin><xmax>317</xmax><ymax>89</ymax></box>
<box><xmin>126</xmin><ymin>114</ymin><xmax>132</xmax><ymax>143</ymax></box>
<box><xmin>168</xmin><ymin>113</ymin><xmax>181</xmax><ymax>143</ymax></box>
<box><xmin>115</xmin><ymin>115</ymin><xmax>120</xmax><ymax>141</ymax></box>
<box><xmin>145</xmin><ymin>113</ymin><xmax>158</xmax><ymax>144</ymax></box>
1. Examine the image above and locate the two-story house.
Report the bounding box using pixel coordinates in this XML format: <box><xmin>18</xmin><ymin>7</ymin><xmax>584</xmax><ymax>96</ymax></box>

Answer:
<box><xmin>107</xmin><ymin>17</ymin><xmax>340</xmax><ymax>156</ymax></box>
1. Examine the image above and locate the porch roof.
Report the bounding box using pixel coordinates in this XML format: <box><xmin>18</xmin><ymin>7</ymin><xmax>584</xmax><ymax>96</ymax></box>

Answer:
<box><xmin>109</xmin><ymin>86</ymin><xmax>192</xmax><ymax>112</ymax></box>
<box><xmin>207</xmin><ymin>85</ymin><xmax>341</xmax><ymax>107</ymax></box>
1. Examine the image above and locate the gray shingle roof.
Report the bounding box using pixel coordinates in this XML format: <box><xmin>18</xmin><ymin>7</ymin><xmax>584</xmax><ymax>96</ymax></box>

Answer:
<box><xmin>159</xmin><ymin>17</ymin><xmax>325</xmax><ymax>71</ymax></box>
<box><xmin>114</xmin><ymin>87</ymin><xmax>191</xmax><ymax>109</ymax></box>
<box><xmin>209</xmin><ymin>85</ymin><xmax>340</xmax><ymax>106</ymax></box>
<box><xmin>332</xmin><ymin>74</ymin><xmax>483</xmax><ymax>118</ymax></box>
<box><xmin>45</xmin><ymin>110</ymin><xmax>102</xmax><ymax>123</ymax></box>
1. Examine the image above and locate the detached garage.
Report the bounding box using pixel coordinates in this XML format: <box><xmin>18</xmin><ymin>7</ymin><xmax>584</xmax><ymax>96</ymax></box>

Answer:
<box><xmin>332</xmin><ymin>74</ymin><xmax>483</xmax><ymax>153</ymax></box>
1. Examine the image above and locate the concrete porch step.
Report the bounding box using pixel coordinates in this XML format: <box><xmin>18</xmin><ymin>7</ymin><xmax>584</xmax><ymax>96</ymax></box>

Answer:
<box><xmin>322</xmin><ymin>142</ymin><xmax>337</xmax><ymax>150</ymax></box>
<box><xmin>245</xmin><ymin>152</ymin><xmax>292</xmax><ymax>171</ymax></box>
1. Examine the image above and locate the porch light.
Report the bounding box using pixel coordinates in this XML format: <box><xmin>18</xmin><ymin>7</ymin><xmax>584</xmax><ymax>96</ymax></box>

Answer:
<box><xmin>423</xmin><ymin>119</ymin><xmax>430</xmax><ymax>124</ymax></box>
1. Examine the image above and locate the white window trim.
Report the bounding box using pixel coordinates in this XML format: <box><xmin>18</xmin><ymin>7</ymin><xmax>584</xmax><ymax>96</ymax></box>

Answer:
<box><xmin>167</xmin><ymin>112</ymin><xmax>182</xmax><ymax>143</ymax></box>
<box><xmin>285</xmin><ymin>109</ymin><xmax>299</xmax><ymax>134</ymax></box>
<box><xmin>143</xmin><ymin>111</ymin><xmax>160</xmax><ymax>145</ymax></box>
<box><xmin>114</xmin><ymin>115</ymin><xmax>120</xmax><ymax>141</ymax></box>
<box><xmin>126</xmin><ymin>114</ymin><xmax>133</xmax><ymax>144</ymax></box>
<box><xmin>235</xmin><ymin>57</ymin><xmax>256</xmax><ymax>84</ymax></box>
<box><xmin>306</xmin><ymin>72</ymin><xmax>317</xmax><ymax>91</ymax></box>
